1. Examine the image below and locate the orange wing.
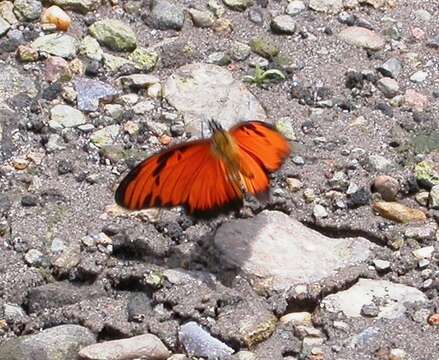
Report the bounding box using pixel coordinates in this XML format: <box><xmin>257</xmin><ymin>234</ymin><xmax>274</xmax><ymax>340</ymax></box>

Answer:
<box><xmin>230</xmin><ymin>121</ymin><xmax>291</xmax><ymax>194</ymax></box>
<box><xmin>115</xmin><ymin>140</ymin><xmax>242</xmax><ymax>215</ymax></box>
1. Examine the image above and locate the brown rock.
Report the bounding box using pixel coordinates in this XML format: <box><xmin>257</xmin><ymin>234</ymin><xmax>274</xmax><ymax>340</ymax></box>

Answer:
<box><xmin>338</xmin><ymin>26</ymin><xmax>385</xmax><ymax>51</ymax></box>
<box><xmin>372</xmin><ymin>201</ymin><xmax>427</xmax><ymax>223</ymax></box>
<box><xmin>373</xmin><ymin>175</ymin><xmax>400</xmax><ymax>201</ymax></box>
<box><xmin>404</xmin><ymin>89</ymin><xmax>428</xmax><ymax>111</ymax></box>
<box><xmin>428</xmin><ymin>313</ymin><xmax>439</xmax><ymax>326</ymax></box>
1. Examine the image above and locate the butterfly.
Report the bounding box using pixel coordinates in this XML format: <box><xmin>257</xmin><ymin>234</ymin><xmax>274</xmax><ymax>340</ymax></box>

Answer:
<box><xmin>115</xmin><ymin>120</ymin><xmax>291</xmax><ymax>217</ymax></box>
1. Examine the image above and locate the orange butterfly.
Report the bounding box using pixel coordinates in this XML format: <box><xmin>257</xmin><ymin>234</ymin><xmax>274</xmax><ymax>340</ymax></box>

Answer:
<box><xmin>115</xmin><ymin>120</ymin><xmax>291</xmax><ymax>217</ymax></box>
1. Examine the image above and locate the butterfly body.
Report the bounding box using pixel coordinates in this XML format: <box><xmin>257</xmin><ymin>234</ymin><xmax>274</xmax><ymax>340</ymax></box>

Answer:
<box><xmin>115</xmin><ymin>120</ymin><xmax>290</xmax><ymax>217</ymax></box>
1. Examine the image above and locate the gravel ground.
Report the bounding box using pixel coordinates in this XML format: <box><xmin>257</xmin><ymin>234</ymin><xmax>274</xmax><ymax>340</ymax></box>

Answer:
<box><xmin>0</xmin><ymin>0</ymin><xmax>438</xmax><ymax>359</ymax></box>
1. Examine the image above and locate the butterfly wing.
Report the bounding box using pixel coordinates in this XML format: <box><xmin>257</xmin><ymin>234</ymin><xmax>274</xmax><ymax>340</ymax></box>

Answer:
<box><xmin>115</xmin><ymin>140</ymin><xmax>242</xmax><ymax>215</ymax></box>
<box><xmin>230</xmin><ymin>121</ymin><xmax>291</xmax><ymax>195</ymax></box>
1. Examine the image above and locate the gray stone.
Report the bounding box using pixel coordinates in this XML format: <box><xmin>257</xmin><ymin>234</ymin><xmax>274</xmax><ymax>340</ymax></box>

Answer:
<box><xmin>410</xmin><ymin>71</ymin><xmax>428</xmax><ymax>84</ymax></box>
<box><xmin>430</xmin><ymin>185</ymin><xmax>439</xmax><ymax>209</ymax></box>
<box><xmin>90</xmin><ymin>125</ymin><xmax>120</xmax><ymax>148</ymax></box>
<box><xmin>0</xmin><ymin>16</ymin><xmax>10</xmax><ymax>36</ymax></box>
<box><xmin>414</xmin><ymin>9</ymin><xmax>431</xmax><ymax>22</ymax></box>
<box><xmin>79</xmin><ymin>35</ymin><xmax>103</xmax><ymax>61</ymax></box>
<box><xmin>50</xmin><ymin>0</ymin><xmax>101</xmax><ymax>13</ymax></box>
<box><xmin>286</xmin><ymin>0</ymin><xmax>305</xmax><ymax>16</ymax></box>
<box><xmin>149</xmin><ymin>0</ymin><xmax>185</xmax><ymax>30</ymax></box>
<box><xmin>373</xmin><ymin>259</ymin><xmax>391</xmax><ymax>272</ymax></box>
<box><xmin>271</xmin><ymin>15</ymin><xmax>296</xmax><ymax>34</ymax></box>
<box><xmin>163</xmin><ymin>63</ymin><xmax>266</xmax><ymax>137</ymax></box>
<box><xmin>313</xmin><ymin>204</ymin><xmax>328</xmax><ymax>219</ymax></box>
<box><xmin>78</xmin><ymin>334</ymin><xmax>169</xmax><ymax>360</ymax></box>
<box><xmin>207</xmin><ymin>51</ymin><xmax>231</xmax><ymax>66</ymax></box>
<box><xmin>368</xmin><ymin>154</ymin><xmax>393</xmax><ymax>172</ymax></box>
<box><xmin>24</xmin><ymin>249</ymin><xmax>45</xmax><ymax>266</ymax></box>
<box><xmin>0</xmin><ymin>325</ymin><xmax>95</xmax><ymax>360</ymax></box>
<box><xmin>119</xmin><ymin>74</ymin><xmax>160</xmax><ymax>89</ymax></box>
<box><xmin>3</xmin><ymin>303</ymin><xmax>27</xmax><ymax>323</ymax></box>
<box><xmin>376</xmin><ymin>77</ymin><xmax>399</xmax><ymax>98</ymax></box>
<box><xmin>74</xmin><ymin>78</ymin><xmax>119</xmax><ymax>112</ymax></box>
<box><xmin>214</xmin><ymin>210</ymin><xmax>374</xmax><ymax>291</ymax></box>
<box><xmin>321</xmin><ymin>279</ymin><xmax>427</xmax><ymax>319</ymax></box>
<box><xmin>102</xmin><ymin>53</ymin><xmax>135</xmax><ymax>72</ymax></box>
<box><xmin>13</xmin><ymin>0</ymin><xmax>41</xmax><ymax>21</ymax></box>
<box><xmin>31</xmin><ymin>34</ymin><xmax>77</xmax><ymax>59</ymax></box>
<box><xmin>338</xmin><ymin>26</ymin><xmax>385</xmax><ymax>50</ymax></box>
<box><xmin>179</xmin><ymin>322</ymin><xmax>234</xmax><ymax>359</ymax></box>
<box><xmin>309</xmin><ymin>0</ymin><xmax>343</xmax><ymax>13</ymax></box>
<box><xmin>376</xmin><ymin>58</ymin><xmax>402</xmax><ymax>78</ymax></box>
<box><xmin>230</xmin><ymin>41</ymin><xmax>251</xmax><ymax>61</ymax></box>
<box><xmin>89</xmin><ymin>19</ymin><xmax>137</xmax><ymax>52</ymax></box>
<box><xmin>412</xmin><ymin>246</ymin><xmax>434</xmax><ymax>260</ymax></box>
<box><xmin>49</xmin><ymin>104</ymin><xmax>86</xmax><ymax>129</ymax></box>
<box><xmin>223</xmin><ymin>0</ymin><xmax>252</xmax><ymax>12</ymax></box>
<box><xmin>188</xmin><ymin>8</ymin><xmax>214</xmax><ymax>28</ymax></box>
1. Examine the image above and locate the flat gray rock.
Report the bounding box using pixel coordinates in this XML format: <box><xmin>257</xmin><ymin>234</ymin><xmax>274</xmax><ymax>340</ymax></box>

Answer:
<box><xmin>321</xmin><ymin>279</ymin><xmax>428</xmax><ymax>319</ymax></box>
<box><xmin>214</xmin><ymin>210</ymin><xmax>374</xmax><ymax>291</ymax></box>
<box><xmin>163</xmin><ymin>63</ymin><xmax>266</xmax><ymax>136</ymax></box>
<box><xmin>31</xmin><ymin>33</ymin><xmax>78</xmax><ymax>59</ymax></box>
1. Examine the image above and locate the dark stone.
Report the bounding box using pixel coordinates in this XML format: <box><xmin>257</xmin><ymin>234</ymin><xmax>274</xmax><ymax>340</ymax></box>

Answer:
<box><xmin>324</xmin><ymin>26</ymin><xmax>333</xmax><ymax>35</ymax></box>
<box><xmin>41</xmin><ymin>82</ymin><xmax>63</xmax><ymax>101</ymax></box>
<box><xmin>348</xmin><ymin>187</ymin><xmax>371</xmax><ymax>208</ymax></box>
<box><xmin>0</xmin><ymin>30</ymin><xmax>25</xmax><ymax>53</ymax></box>
<box><xmin>345</xmin><ymin>70</ymin><xmax>364</xmax><ymax>89</ymax></box>
<box><xmin>361</xmin><ymin>304</ymin><xmax>379</xmax><ymax>317</ymax></box>
<box><xmin>85</xmin><ymin>60</ymin><xmax>101</xmax><ymax>77</ymax></box>
<box><xmin>375</xmin><ymin>102</ymin><xmax>393</xmax><ymax>117</ymax></box>
<box><xmin>21</xmin><ymin>194</ymin><xmax>39</xmax><ymax>207</ymax></box>
<box><xmin>57</xmin><ymin>160</ymin><xmax>73</xmax><ymax>175</ymax></box>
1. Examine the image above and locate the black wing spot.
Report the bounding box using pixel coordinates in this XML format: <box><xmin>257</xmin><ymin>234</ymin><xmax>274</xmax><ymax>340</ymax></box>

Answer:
<box><xmin>143</xmin><ymin>193</ymin><xmax>152</xmax><ymax>208</ymax></box>
<box><xmin>245</xmin><ymin>123</ymin><xmax>267</xmax><ymax>138</ymax></box>
<box><xmin>154</xmin><ymin>175</ymin><xmax>160</xmax><ymax>186</ymax></box>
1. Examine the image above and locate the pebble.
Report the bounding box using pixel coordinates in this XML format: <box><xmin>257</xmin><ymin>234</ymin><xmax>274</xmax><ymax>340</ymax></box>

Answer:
<box><xmin>280</xmin><ymin>312</ymin><xmax>312</xmax><ymax>326</ymax></box>
<box><xmin>309</xmin><ymin>0</ymin><xmax>343</xmax><ymax>13</ymax></box>
<box><xmin>89</xmin><ymin>19</ymin><xmax>137</xmax><ymax>52</ymax></box>
<box><xmin>429</xmin><ymin>185</ymin><xmax>439</xmax><ymax>209</ymax></box>
<box><xmin>179</xmin><ymin>321</ymin><xmax>234</xmax><ymax>359</ymax></box>
<box><xmin>0</xmin><ymin>17</ymin><xmax>10</xmax><ymax>36</ymax></box>
<box><xmin>376</xmin><ymin>58</ymin><xmax>402</xmax><ymax>78</ymax></box>
<box><xmin>188</xmin><ymin>8</ymin><xmax>214</xmax><ymax>28</ymax></box>
<box><xmin>207</xmin><ymin>51</ymin><xmax>231</xmax><ymax>66</ymax></box>
<box><xmin>128</xmin><ymin>47</ymin><xmax>159</xmax><ymax>72</ymax></box>
<box><xmin>410</xmin><ymin>71</ymin><xmax>428</xmax><ymax>84</ymax></box>
<box><xmin>24</xmin><ymin>248</ymin><xmax>45</xmax><ymax>266</ymax></box>
<box><xmin>286</xmin><ymin>178</ymin><xmax>303</xmax><ymax>192</ymax></box>
<box><xmin>79</xmin><ymin>334</ymin><xmax>170</xmax><ymax>360</ymax></box>
<box><xmin>413</xmin><ymin>246</ymin><xmax>434</xmax><ymax>260</ymax></box>
<box><xmin>372</xmin><ymin>201</ymin><xmax>427</xmax><ymax>223</ymax></box>
<box><xmin>286</xmin><ymin>1</ymin><xmax>305</xmax><ymax>16</ymax></box>
<box><xmin>49</xmin><ymin>104</ymin><xmax>86</xmax><ymax>129</ymax></box>
<box><xmin>373</xmin><ymin>259</ymin><xmax>391</xmax><ymax>272</ymax></box>
<box><xmin>148</xmin><ymin>0</ymin><xmax>185</xmax><ymax>30</ymax></box>
<box><xmin>79</xmin><ymin>36</ymin><xmax>103</xmax><ymax>62</ymax></box>
<box><xmin>90</xmin><ymin>125</ymin><xmax>120</xmax><ymax>148</ymax></box>
<box><xmin>373</xmin><ymin>175</ymin><xmax>400</xmax><ymax>201</ymax></box>
<box><xmin>415</xmin><ymin>161</ymin><xmax>439</xmax><ymax>189</ymax></box>
<box><xmin>230</xmin><ymin>41</ymin><xmax>251</xmax><ymax>61</ymax></box>
<box><xmin>376</xmin><ymin>77</ymin><xmax>399</xmax><ymax>98</ymax></box>
<box><xmin>389</xmin><ymin>348</ymin><xmax>407</xmax><ymax>360</ymax></box>
<box><xmin>14</xmin><ymin>0</ymin><xmax>42</xmax><ymax>21</ymax></box>
<box><xmin>249</xmin><ymin>37</ymin><xmax>279</xmax><ymax>59</ymax></box>
<box><xmin>31</xmin><ymin>33</ymin><xmax>78</xmax><ymax>59</ymax></box>
<box><xmin>223</xmin><ymin>0</ymin><xmax>252</xmax><ymax>12</ymax></box>
<box><xmin>133</xmin><ymin>100</ymin><xmax>154</xmax><ymax>114</ymax></box>
<box><xmin>0</xmin><ymin>325</ymin><xmax>95</xmax><ymax>360</ymax></box>
<box><xmin>428</xmin><ymin>314</ymin><xmax>439</xmax><ymax>326</ymax></box>
<box><xmin>75</xmin><ymin>78</ymin><xmax>119</xmax><ymax>112</ymax></box>
<box><xmin>404</xmin><ymin>89</ymin><xmax>428</xmax><ymax>111</ymax></box>
<box><xmin>368</xmin><ymin>154</ymin><xmax>393</xmax><ymax>172</ymax></box>
<box><xmin>338</xmin><ymin>26</ymin><xmax>385</xmax><ymax>50</ymax></box>
<box><xmin>271</xmin><ymin>15</ymin><xmax>296</xmax><ymax>34</ymax></box>
<box><xmin>313</xmin><ymin>204</ymin><xmax>328</xmax><ymax>219</ymax></box>
<box><xmin>361</xmin><ymin>303</ymin><xmax>380</xmax><ymax>317</ymax></box>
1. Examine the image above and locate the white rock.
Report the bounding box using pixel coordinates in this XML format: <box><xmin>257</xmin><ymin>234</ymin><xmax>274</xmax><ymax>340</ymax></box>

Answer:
<box><xmin>321</xmin><ymin>279</ymin><xmax>427</xmax><ymax>319</ymax></box>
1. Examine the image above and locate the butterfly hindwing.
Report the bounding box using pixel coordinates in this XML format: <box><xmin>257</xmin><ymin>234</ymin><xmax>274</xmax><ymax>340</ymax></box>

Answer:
<box><xmin>230</xmin><ymin>121</ymin><xmax>291</xmax><ymax>195</ymax></box>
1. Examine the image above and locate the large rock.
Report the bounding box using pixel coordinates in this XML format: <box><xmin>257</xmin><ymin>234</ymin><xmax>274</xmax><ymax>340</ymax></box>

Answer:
<box><xmin>89</xmin><ymin>19</ymin><xmax>137</xmax><ymax>52</ymax></box>
<box><xmin>148</xmin><ymin>0</ymin><xmax>185</xmax><ymax>30</ymax></box>
<box><xmin>338</xmin><ymin>26</ymin><xmax>385</xmax><ymax>51</ymax></box>
<box><xmin>321</xmin><ymin>279</ymin><xmax>428</xmax><ymax>319</ymax></box>
<box><xmin>0</xmin><ymin>324</ymin><xmax>95</xmax><ymax>360</ymax></box>
<box><xmin>163</xmin><ymin>63</ymin><xmax>266</xmax><ymax>136</ymax></box>
<box><xmin>214</xmin><ymin>210</ymin><xmax>374</xmax><ymax>291</ymax></box>
<box><xmin>49</xmin><ymin>104</ymin><xmax>86</xmax><ymax>129</ymax></box>
<box><xmin>31</xmin><ymin>33</ymin><xmax>77</xmax><ymax>59</ymax></box>
<box><xmin>78</xmin><ymin>334</ymin><xmax>170</xmax><ymax>360</ymax></box>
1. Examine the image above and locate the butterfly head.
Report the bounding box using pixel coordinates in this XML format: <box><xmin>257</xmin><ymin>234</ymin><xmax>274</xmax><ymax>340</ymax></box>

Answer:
<box><xmin>207</xmin><ymin>119</ymin><xmax>224</xmax><ymax>134</ymax></box>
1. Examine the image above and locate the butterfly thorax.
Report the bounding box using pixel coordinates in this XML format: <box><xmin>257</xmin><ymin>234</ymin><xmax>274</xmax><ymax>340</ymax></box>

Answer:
<box><xmin>211</xmin><ymin>128</ymin><xmax>248</xmax><ymax>196</ymax></box>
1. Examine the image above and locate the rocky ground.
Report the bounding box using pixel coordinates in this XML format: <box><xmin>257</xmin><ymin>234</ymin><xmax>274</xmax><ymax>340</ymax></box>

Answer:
<box><xmin>0</xmin><ymin>0</ymin><xmax>438</xmax><ymax>359</ymax></box>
